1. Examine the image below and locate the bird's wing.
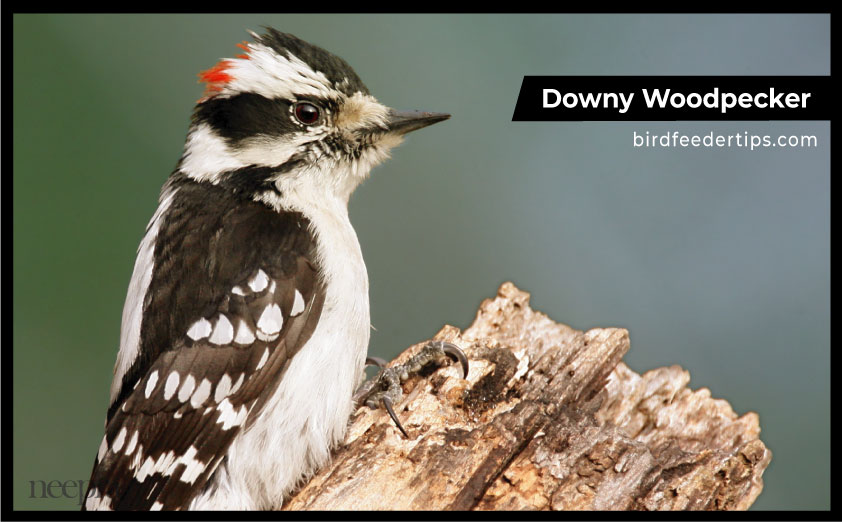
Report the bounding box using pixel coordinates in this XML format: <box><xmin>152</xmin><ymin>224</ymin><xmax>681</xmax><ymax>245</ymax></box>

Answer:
<box><xmin>84</xmin><ymin>180</ymin><xmax>324</xmax><ymax>510</ymax></box>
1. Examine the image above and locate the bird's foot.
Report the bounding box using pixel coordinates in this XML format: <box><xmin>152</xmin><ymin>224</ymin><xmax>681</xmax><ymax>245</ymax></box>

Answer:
<box><xmin>354</xmin><ymin>341</ymin><xmax>469</xmax><ymax>438</ymax></box>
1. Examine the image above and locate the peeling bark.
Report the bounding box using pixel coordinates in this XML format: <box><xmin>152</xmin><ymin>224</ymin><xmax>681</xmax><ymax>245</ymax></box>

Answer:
<box><xmin>282</xmin><ymin>282</ymin><xmax>770</xmax><ymax>511</ymax></box>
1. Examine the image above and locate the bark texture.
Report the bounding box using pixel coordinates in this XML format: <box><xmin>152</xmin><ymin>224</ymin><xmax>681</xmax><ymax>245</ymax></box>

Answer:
<box><xmin>282</xmin><ymin>282</ymin><xmax>770</xmax><ymax>510</ymax></box>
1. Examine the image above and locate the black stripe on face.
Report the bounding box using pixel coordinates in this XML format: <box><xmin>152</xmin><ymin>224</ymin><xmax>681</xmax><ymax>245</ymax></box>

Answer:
<box><xmin>216</xmin><ymin>159</ymin><xmax>306</xmax><ymax>196</ymax></box>
<box><xmin>194</xmin><ymin>93</ymin><xmax>299</xmax><ymax>145</ymax></box>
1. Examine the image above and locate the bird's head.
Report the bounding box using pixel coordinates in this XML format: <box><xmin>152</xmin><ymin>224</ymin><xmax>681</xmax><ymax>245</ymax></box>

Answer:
<box><xmin>177</xmin><ymin>28</ymin><xmax>449</xmax><ymax>205</ymax></box>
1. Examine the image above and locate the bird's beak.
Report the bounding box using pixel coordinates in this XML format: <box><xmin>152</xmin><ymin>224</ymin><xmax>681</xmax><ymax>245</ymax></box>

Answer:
<box><xmin>385</xmin><ymin>110</ymin><xmax>450</xmax><ymax>135</ymax></box>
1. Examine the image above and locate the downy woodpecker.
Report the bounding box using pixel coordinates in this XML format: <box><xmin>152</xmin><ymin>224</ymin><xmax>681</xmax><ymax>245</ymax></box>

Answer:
<box><xmin>83</xmin><ymin>28</ymin><xmax>452</xmax><ymax>510</ymax></box>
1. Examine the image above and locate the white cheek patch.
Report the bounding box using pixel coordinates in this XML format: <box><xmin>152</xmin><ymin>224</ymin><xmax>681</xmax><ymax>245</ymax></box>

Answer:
<box><xmin>181</xmin><ymin>123</ymin><xmax>312</xmax><ymax>182</ymax></box>
<box><xmin>180</xmin><ymin>124</ymin><xmax>248</xmax><ymax>183</ymax></box>
<box><xmin>234</xmin><ymin>134</ymin><xmax>303</xmax><ymax>168</ymax></box>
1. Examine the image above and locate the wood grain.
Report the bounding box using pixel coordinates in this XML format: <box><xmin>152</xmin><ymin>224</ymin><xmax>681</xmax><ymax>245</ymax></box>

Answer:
<box><xmin>282</xmin><ymin>282</ymin><xmax>770</xmax><ymax>510</ymax></box>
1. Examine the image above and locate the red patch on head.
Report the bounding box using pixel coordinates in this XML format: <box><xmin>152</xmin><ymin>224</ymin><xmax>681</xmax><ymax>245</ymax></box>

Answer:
<box><xmin>198</xmin><ymin>60</ymin><xmax>234</xmax><ymax>93</ymax></box>
<box><xmin>196</xmin><ymin>41</ymin><xmax>253</xmax><ymax>102</ymax></box>
<box><xmin>234</xmin><ymin>41</ymin><xmax>252</xmax><ymax>61</ymax></box>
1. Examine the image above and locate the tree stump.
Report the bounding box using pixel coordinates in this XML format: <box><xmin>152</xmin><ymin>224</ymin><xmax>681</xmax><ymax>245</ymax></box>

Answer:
<box><xmin>282</xmin><ymin>282</ymin><xmax>771</xmax><ymax>510</ymax></box>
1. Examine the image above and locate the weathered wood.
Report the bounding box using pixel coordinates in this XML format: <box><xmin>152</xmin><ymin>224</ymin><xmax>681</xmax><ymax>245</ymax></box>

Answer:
<box><xmin>282</xmin><ymin>282</ymin><xmax>770</xmax><ymax>510</ymax></box>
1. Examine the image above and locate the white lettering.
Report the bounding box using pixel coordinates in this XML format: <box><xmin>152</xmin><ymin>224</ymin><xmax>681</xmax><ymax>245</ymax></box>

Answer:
<box><xmin>542</xmin><ymin>89</ymin><xmax>561</xmax><ymax>108</ymax></box>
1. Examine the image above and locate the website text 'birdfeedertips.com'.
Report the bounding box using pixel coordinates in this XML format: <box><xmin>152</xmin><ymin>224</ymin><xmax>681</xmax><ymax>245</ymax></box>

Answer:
<box><xmin>631</xmin><ymin>131</ymin><xmax>818</xmax><ymax>151</ymax></box>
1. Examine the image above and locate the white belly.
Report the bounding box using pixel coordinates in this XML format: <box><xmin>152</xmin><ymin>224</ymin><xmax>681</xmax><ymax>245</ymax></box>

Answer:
<box><xmin>191</xmin><ymin>192</ymin><xmax>370</xmax><ymax>510</ymax></box>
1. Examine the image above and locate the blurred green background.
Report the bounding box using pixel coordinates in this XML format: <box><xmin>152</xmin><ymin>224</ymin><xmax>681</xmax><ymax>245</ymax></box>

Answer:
<box><xmin>13</xmin><ymin>14</ymin><xmax>829</xmax><ymax>510</ymax></box>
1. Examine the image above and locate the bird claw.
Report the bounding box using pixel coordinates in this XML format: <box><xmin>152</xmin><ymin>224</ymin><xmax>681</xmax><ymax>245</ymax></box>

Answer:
<box><xmin>381</xmin><ymin>396</ymin><xmax>408</xmax><ymax>438</ymax></box>
<box><xmin>354</xmin><ymin>341</ymin><xmax>469</xmax><ymax>438</ymax></box>
<box><xmin>365</xmin><ymin>356</ymin><xmax>388</xmax><ymax>369</ymax></box>
<box><xmin>437</xmin><ymin>341</ymin><xmax>469</xmax><ymax>379</ymax></box>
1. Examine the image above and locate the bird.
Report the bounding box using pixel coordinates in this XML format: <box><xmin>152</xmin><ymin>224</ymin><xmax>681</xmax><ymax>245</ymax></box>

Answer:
<box><xmin>82</xmin><ymin>28</ymin><xmax>455</xmax><ymax>511</ymax></box>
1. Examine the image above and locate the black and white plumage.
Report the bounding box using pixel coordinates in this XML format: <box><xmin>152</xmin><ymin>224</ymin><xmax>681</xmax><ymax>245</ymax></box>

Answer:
<box><xmin>84</xmin><ymin>29</ymin><xmax>449</xmax><ymax>510</ymax></box>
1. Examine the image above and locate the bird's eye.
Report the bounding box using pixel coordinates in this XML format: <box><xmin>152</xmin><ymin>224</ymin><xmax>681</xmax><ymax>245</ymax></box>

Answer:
<box><xmin>294</xmin><ymin>103</ymin><xmax>321</xmax><ymax>125</ymax></box>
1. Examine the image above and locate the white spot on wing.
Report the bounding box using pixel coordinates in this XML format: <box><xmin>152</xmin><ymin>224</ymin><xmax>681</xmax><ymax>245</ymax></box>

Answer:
<box><xmin>229</xmin><ymin>373</ymin><xmax>245</xmax><ymax>395</ymax></box>
<box><xmin>135</xmin><ymin>456</ymin><xmax>156</xmax><ymax>483</ymax></box>
<box><xmin>257</xmin><ymin>304</ymin><xmax>283</xmax><ymax>334</ymax></box>
<box><xmin>85</xmin><ymin>488</ymin><xmax>100</xmax><ymax>510</ymax></box>
<box><xmin>129</xmin><ymin>443</ymin><xmax>144</xmax><ymax>471</ymax></box>
<box><xmin>255</xmin><ymin>329</ymin><xmax>279</xmax><ymax>342</ymax></box>
<box><xmin>125</xmin><ymin>430</ymin><xmax>139</xmax><ymax>456</ymax></box>
<box><xmin>112</xmin><ymin>427</ymin><xmax>127</xmax><ymax>453</ymax></box>
<box><xmin>85</xmin><ymin>488</ymin><xmax>114</xmax><ymax>511</ymax></box>
<box><xmin>97</xmin><ymin>435</ymin><xmax>108</xmax><ymax>461</ymax></box>
<box><xmin>232</xmin><ymin>285</ymin><xmax>246</xmax><ymax>296</ymax></box>
<box><xmin>209</xmin><ymin>315</ymin><xmax>234</xmax><ymax>345</ymax></box>
<box><xmin>150</xmin><ymin>502</ymin><xmax>163</xmax><ymax>511</ymax></box>
<box><xmin>255</xmin><ymin>347</ymin><xmax>270</xmax><ymax>371</ymax></box>
<box><xmin>235</xmin><ymin>404</ymin><xmax>249</xmax><ymax>426</ymax></box>
<box><xmin>179</xmin><ymin>446</ymin><xmax>207</xmax><ymax>484</ymax></box>
<box><xmin>249</xmin><ymin>269</ymin><xmax>269</xmax><ymax>292</ymax></box>
<box><xmin>145</xmin><ymin>371</ymin><xmax>159</xmax><ymax>398</ymax></box>
<box><xmin>164</xmin><ymin>371</ymin><xmax>180</xmax><ymax>400</ymax></box>
<box><xmin>215</xmin><ymin>374</ymin><xmax>232</xmax><ymax>403</ymax></box>
<box><xmin>154</xmin><ymin>450</ymin><xmax>177</xmax><ymax>477</ymax></box>
<box><xmin>291</xmin><ymin>289</ymin><xmax>305</xmax><ymax>316</ymax></box>
<box><xmin>234</xmin><ymin>320</ymin><xmax>255</xmax><ymax>345</ymax></box>
<box><xmin>178</xmin><ymin>374</ymin><xmax>196</xmax><ymax>403</ymax></box>
<box><xmin>191</xmin><ymin>379</ymin><xmax>212</xmax><ymax>408</ymax></box>
<box><xmin>187</xmin><ymin>318</ymin><xmax>212</xmax><ymax>341</ymax></box>
<box><xmin>216</xmin><ymin>398</ymin><xmax>244</xmax><ymax>430</ymax></box>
